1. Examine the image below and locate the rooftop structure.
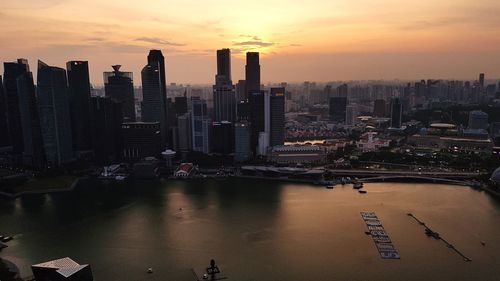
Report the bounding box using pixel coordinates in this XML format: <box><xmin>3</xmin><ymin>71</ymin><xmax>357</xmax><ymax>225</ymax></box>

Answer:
<box><xmin>32</xmin><ymin>257</ymin><xmax>93</xmax><ymax>281</ymax></box>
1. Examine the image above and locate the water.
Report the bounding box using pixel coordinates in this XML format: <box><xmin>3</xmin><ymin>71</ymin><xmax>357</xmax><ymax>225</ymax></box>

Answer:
<box><xmin>1</xmin><ymin>179</ymin><xmax>500</xmax><ymax>281</ymax></box>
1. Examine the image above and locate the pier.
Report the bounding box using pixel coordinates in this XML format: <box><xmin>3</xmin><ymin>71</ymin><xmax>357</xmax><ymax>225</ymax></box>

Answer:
<box><xmin>407</xmin><ymin>213</ymin><xmax>471</xmax><ymax>262</ymax></box>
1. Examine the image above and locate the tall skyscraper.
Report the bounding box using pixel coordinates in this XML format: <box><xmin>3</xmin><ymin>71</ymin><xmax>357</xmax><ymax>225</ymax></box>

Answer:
<box><xmin>329</xmin><ymin>97</ymin><xmax>347</xmax><ymax>123</ymax></box>
<box><xmin>142</xmin><ymin>50</ymin><xmax>168</xmax><ymax>147</ymax></box>
<box><xmin>234</xmin><ymin>121</ymin><xmax>251</xmax><ymax>162</ymax></box>
<box><xmin>236</xmin><ymin>80</ymin><xmax>246</xmax><ymax>102</ymax></box>
<box><xmin>269</xmin><ymin>88</ymin><xmax>285</xmax><ymax>147</ymax></box>
<box><xmin>373</xmin><ymin>99</ymin><xmax>386</xmax><ymax>117</ymax></box>
<box><xmin>37</xmin><ymin>60</ymin><xmax>74</xmax><ymax>166</ymax></box>
<box><xmin>0</xmin><ymin>75</ymin><xmax>9</xmax><ymax>148</ymax></box>
<box><xmin>174</xmin><ymin>96</ymin><xmax>188</xmax><ymax>116</ymax></box>
<box><xmin>90</xmin><ymin>96</ymin><xmax>123</xmax><ymax>164</ymax></box>
<box><xmin>249</xmin><ymin>90</ymin><xmax>266</xmax><ymax>154</ymax></box>
<box><xmin>104</xmin><ymin>65</ymin><xmax>136</xmax><ymax>122</ymax></box>
<box><xmin>390</xmin><ymin>98</ymin><xmax>402</xmax><ymax>129</ymax></box>
<box><xmin>245</xmin><ymin>52</ymin><xmax>260</xmax><ymax>100</ymax></box>
<box><xmin>211</xmin><ymin>121</ymin><xmax>234</xmax><ymax>155</ymax></box>
<box><xmin>479</xmin><ymin>73</ymin><xmax>485</xmax><ymax>88</ymax></box>
<box><xmin>191</xmin><ymin>97</ymin><xmax>210</xmax><ymax>154</ymax></box>
<box><xmin>177</xmin><ymin>112</ymin><xmax>192</xmax><ymax>152</ymax></box>
<box><xmin>213</xmin><ymin>49</ymin><xmax>236</xmax><ymax>123</ymax></box>
<box><xmin>67</xmin><ymin>61</ymin><xmax>92</xmax><ymax>153</ymax></box>
<box><xmin>17</xmin><ymin>68</ymin><xmax>45</xmax><ymax>169</ymax></box>
<box><xmin>3</xmin><ymin>59</ymin><xmax>29</xmax><ymax>154</ymax></box>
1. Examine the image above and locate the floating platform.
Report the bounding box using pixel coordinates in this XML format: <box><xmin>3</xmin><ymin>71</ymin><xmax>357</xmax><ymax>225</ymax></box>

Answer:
<box><xmin>360</xmin><ymin>212</ymin><xmax>400</xmax><ymax>259</ymax></box>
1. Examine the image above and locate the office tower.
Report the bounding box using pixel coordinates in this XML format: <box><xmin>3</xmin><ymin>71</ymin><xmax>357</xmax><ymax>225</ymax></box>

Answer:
<box><xmin>479</xmin><ymin>73</ymin><xmax>485</xmax><ymax>88</ymax></box>
<box><xmin>245</xmin><ymin>52</ymin><xmax>260</xmax><ymax>99</ymax></box>
<box><xmin>468</xmin><ymin>110</ymin><xmax>489</xmax><ymax>130</ymax></box>
<box><xmin>237</xmin><ymin>100</ymin><xmax>250</xmax><ymax>121</ymax></box>
<box><xmin>269</xmin><ymin>88</ymin><xmax>285</xmax><ymax>147</ymax></box>
<box><xmin>191</xmin><ymin>97</ymin><xmax>210</xmax><ymax>154</ymax></box>
<box><xmin>329</xmin><ymin>97</ymin><xmax>347</xmax><ymax>123</ymax></box>
<box><xmin>67</xmin><ymin>61</ymin><xmax>92</xmax><ymax>154</ymax></box>
<box><xmin>37</xmin><ymin>60</ymin><xmax>74</xmax><ymax>166</ymax></box>
<box><xmin>174</xmin><ymin>96</ymin><xmax>188</xmax><ymax>116</ymax></box>
<box><xmin>249</xmin><ymin>90</ymin><xmax>266</xmax><ymax>154</ymax></box>
<box><xmin>0</xmin><ymin>75</ymin><xmax>9</xmax><ymax>148</ymax></box>
<box><xmin>213</xmin><ymin>49</ymin><xmax>236</xmax><ymax>123</ymax></box>
<box><xmin>373</xmin><ymin>99</ymin><xmax>386</xmax><ymax>117</ymax></box>
<box><xmin>177</xmin><ymin>112</ymin><xmax>192</xmax><ymax>152</ymax></box>
<box><xmin>17</xmin><ymin>70</ymin><xmax>45</xmax><ymax>169</ymax></box>
<box><xmin>346</xmin><ymin>105</ymin><xmax>357</xmax><ymax>126</ymax></box>
<box><xmin>211</xmin><ymin>121</ymin><xmax>234</xmax><ymax>155</ymax></box>
<box><xmin>234</xmin><ymin>121</ymin><xmax>251</xmax><ymax>162</ymax></box>
<box><xmin>3</xmin><ymin>59</ymin><xmax>29</xmax><ymax>153</ymax></box>
<box><xmin>122</xmin><ymin>122</ymin><xmax>161</xmax><ymax>161</ymax></box>
<box><xmin>390</xmin><ymin>98</ymin><xmax>402</xmax><ymax>129</ymax></box>
<box><xmin>104</xmin><ymin>65</ymin><xmax>135</xmax><ymax>122</ymax></box>
<box><xmin>236</xmin><ymin>80</ymin><xmax>246</xmax><ymax>102</ymax></box>
<box><xmin>142</xmin><ymin>50</ymin><xmax>168</xmax><ymax>147</ymax></box>
<box><xmin>90</xmin><ymin>97</ymin><xmax>123</xmax><ymax>164</ymax></box>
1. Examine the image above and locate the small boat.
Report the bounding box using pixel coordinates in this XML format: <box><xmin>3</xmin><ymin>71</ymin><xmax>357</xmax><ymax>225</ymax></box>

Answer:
<box><xmin>353</xmin><ymin>182</ymin><xmax>363</xmax><ymax>189</ymax></box>
<box><xmin>325</xmin><ymin>185</ymin><xmax>334</xmax><ymax>189</ymax></box>
<box><xmin>1</xmin><ymin>236</ymin><xmax>13</xmax><ymax>242</ymax></box>
<box><xmin>481</xmin><ymin>241</ymin><xmax>486</xmax><ymax>246</ymax></box>
<box><xmin>358</xmin><ymin>190</ymin><xmax>367</xmax><ymax>194</ymax></box>
<box><xmin>364</xmin><ymin>231</ymin><xmax>371</xmax><ymax>235</ymax></box>
<box><xmin>147</xmin><ymin>268</ymin><xmax>153</xmax><ymax>274</ymax></box>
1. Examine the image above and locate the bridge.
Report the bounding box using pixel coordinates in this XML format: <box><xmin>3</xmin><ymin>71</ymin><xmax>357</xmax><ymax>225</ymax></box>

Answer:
<box><xmin>357</xmin><ymin>175</ymin><xmax>475</xmax><ymax>186</ymax></box>
<box><xmin>326</xmin><ymin>169</ymin><xmax>483</xmax><ymax>180</ymax></box>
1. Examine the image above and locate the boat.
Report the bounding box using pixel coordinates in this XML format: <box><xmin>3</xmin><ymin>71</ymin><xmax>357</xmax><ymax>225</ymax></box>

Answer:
<box><xmin>325</xmin><ymin>185</ymin><xmax>334</xmax><ymax>189</ymax></box>
<box><xmin>147</xmin><ymin>268</ymin><xmax>153</xmax><ymax>274</ymax></box>
<box><xmin>358</xmin><ymin>190</ymin><xmax>367</xmax><ymax>194</ymax></box>
<box><xmin>353</xmin><ymin>182</ymin><xmax>363</xmax><ymax>189</ymax></box>
<box><xmin>1</xmin><ymin>236</ymin><xmax>13</xmax><ymax>242</ymax></box>
<box><xmin>425</xmin><ymin>229</ymin><xmax>440</xmax><ymax>239</ymax></box>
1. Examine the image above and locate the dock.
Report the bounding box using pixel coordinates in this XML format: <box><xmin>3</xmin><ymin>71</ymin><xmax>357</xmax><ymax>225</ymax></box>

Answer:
<box><xmin>407</xmin><ymin>213</ymin><xmax>471</xmax><ymax>262</ymax></box>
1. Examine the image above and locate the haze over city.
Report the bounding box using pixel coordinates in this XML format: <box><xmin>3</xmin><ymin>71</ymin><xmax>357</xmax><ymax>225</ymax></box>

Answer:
<box><xmin>2</xmin><ymin>0</ymin><xmax>500</xmax><ymax>84</ymax></box>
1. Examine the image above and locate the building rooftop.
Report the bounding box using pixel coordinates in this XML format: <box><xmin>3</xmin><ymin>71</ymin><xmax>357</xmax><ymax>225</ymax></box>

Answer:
<box><xmin>32</xmin><ymin>257</ymin><xmax>80</xmax><ymax>269</ymax></box>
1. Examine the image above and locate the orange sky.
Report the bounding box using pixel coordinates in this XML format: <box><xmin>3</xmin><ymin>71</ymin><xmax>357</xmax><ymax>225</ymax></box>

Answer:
<box><xmin>1</xmin><ymin>0</ymin><xmax>500</xmax><ymax>84</ymax></box>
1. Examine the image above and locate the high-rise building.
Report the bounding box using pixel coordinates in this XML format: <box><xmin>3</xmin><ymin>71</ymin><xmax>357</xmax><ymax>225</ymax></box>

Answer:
<box><xmin>174</xmin><ymin>96</ymin><xmax>188</xmax><ymax>116</ymax></box>
<box><xmin>468</xmin><ymin>110</ymin><xmax>489</xmax><ymax>130</ymax></box>
<box><xmin>177</xmin><ymin>112</ymin><xmax>192</xmax><ymax>152</ymax></box>
<box><xmin>90</xmin><ymin>96</ymin><xmax>123</xmax><ymax>164</ymax></box>
<box><xmin>3</xmin><ymin>59</ymin><xmax>29</xmax><ymax>154</ymax></box>
<box><xmin>104</xmin><ymin>65</ymin><xmax>136</xmax><ymax>122</ymax></box>
<box><xmin>479</xmin><ymin>73</ymin><xmax>485</xmax><ymax>88</ymax></box>
<box><xmin>0</xmin><ymin>75</ymin><xmax>10</xmax><ymax>148</ymax></box>
<box><xmin>191</xmin><ymin>97</ymin><xmax>210</xmax><ymax>154</ymax></box>
<box><xmin>213</xmin><ymin>49</ymin><xmax>236</xmax><ymax>123</ymax></box>
<box><xmin>37</xmin><ymin>60</ymin><xmax>74</xmax><ymax>166</ymax></box>
<box><xmin>142</xmin><ymin>50</ymin><xmax>168</xmax><ymax>147</ymax></box>
<box><xmin>234</xmin><ymin>121</ymin><xmax>251</xmax><ymax>162</ymax></box>
<box><xmin>249</xmin><ymin>90</ymin><xmax>266</xmax><ymax>154</ymax></box>
<box><xmin>373</xmin><ymin>99</ymin><xmax>386</xmax><ymax>117</ymax></box>
<box><xmin>236</xmin><ymin>80</ymin><xmax>246</xmax><ymax>102</ymax></box>
<box><xmin>67</xmin><ymin>61</ymin><xmax>92</xmax><ymax>153</ymax></box>
<box><xmin>390</xmin><ymin>98</ymin><xmax>402</xmax><ymax>129</ymax></box>
<box><xmin>329</xmin><ymin>97</ymin><xmax>347</xmax><ymax>123</ymax></box>
<box><xmin>245</xmin><ymin>52</ymin><xmax>260</xmax><ymax>100</ymax></box>
<box><xmin>337</xmin><ymin>83</ymin><xmax>348</xmax><ymax>97</ymax></box>
<box><xmin>269</xmin><ymin>88</ymin><xmax>285</xmax><ymax>147</ymax></box>
<box><xmin>345</xmin><ymin>105</ymin><xmax>357</xmax><ymax>126</ymax></box>
<box><xmin>211</xmin><ymin>121</ymin><xmax>234</xmax><ymax>155</ymax></box>
<box><xmin>122</xmin><ymin>122</ymin><xmax>161</xmax><ymax>161</ymax></box>
<box><xmin>17</xmin><ymin>69</ymin><xmax>45</xmax><ymax>169</ymax></box>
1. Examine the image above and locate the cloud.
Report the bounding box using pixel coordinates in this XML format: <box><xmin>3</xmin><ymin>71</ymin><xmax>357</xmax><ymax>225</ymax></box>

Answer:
<box><xmin>134</xmin><ymin>37</ymin><xmax>186</xmax><ymax>46</ymax></box>
<box><xmin>233</xmin><ymin>40</ymin><xmax>275</xmax><ymax>47</ymax></box>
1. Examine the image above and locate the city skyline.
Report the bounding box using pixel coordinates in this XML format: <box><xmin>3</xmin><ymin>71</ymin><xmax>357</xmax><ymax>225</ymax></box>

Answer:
<box><xmin>2</xmin><ymin>0</ymin><xmax>500</xmax><ymax>84</ymax></box>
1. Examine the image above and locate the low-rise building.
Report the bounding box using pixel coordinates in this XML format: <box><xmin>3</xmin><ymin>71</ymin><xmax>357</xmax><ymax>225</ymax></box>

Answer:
<box><xmin>32</xmin><ymin>257</ymin><xmax>93</xmax><ymax>281</ymax></box>
<box><xmin>356</xmin><ymin>132</ymin><xmax>391</xmax><ymax>152</ymax></box>
<box><xmin>267</xmin><ymin>145</ymin><xmax>326</xmax><ymax>164</ymax></box>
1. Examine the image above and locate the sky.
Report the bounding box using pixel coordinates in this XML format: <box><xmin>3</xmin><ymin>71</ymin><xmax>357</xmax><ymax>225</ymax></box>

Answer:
<box><xmin>1</xmin><ymin>0</ymin><xmax>500</xmax><ymax>85</ymax></box>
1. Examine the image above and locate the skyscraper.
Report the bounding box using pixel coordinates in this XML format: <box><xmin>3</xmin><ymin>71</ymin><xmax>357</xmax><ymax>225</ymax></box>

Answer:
<box><xmin>17</xmin><ymin>68</ymin><xmax>45</xmax><ymax>169</ymax></box>
<box><xmin>142</xmin><ymin>50</ymin><xmax>168</xmax><ymax>147</ymax></box>
<box><xmin>245</xmin><ymin>52</ymin><xmax>260</xmax><ymax>100</ymax></box>
<box><xmin>104</xmin><ymin>65</ymin><xmax>136</xmax><ymax>122</ymax></box>
<box><xmin>3</xmin><ymin>59</ymin><xmax>29</xmax><ymax>154</ymax></box>
<box><xmin>0</xmin><ymin>75</ymin><xmax>9</xmax><ymax>148</ymax></box>
<box><xmin>390</xmin><ymin>98</ymin><xmax>402</xmax><ymax>129</ymax></box>
<box><xmin>373</xmin><ymin>99</ymin><xmax>386</xmax><ymax>117</ymax></box>
<box><xmin>67</xmin><ymin>61</ymin><xmax>92</xmax><ymax>153</ymax></box>
<box><xmin>236</xmin><ymin>80</ymin><xmax>246</xmax><ymax>102</ymax></box>
<box><xmin>211</xmin><ymin>121</ymin><xmax>234</xmax><ymax>155</ymax></box>
<box><xmin>90</xmin><ymin>96</ymin><xmax>123</xmax><ymax>164</ymax></box>
<box><xmin>234</xmin><ymin>121</ymin><xmax>251</xmax><ymax>162</ymax></box>
<box><xmin>479</xmin><ymin>73</ymin><xmax>485</xmax><ymax>88</ymax></box>
<box><xmin>213</xmin><ymin>49</ymin><xmax>236</xmax><ymax>123</ymax></box>
<box><xmin>191</xmin><ymin>97</ymin><xmax>210</xmax><ymax>154</ymax></box>
<box><xmin>249</xmin><ymin>90</ymin><xmax>266</xmax><ymax>154</ymax></box>
<box><xmin>329</xmin><ymin>97</ymin><xmax>347</xmax><ymax>123</ymax></box>
<box><xmin>37</xmin><ymin>60</ymin><xmax>74</xmax><ymax>166</ymax></box>
<box><xmin>269</xmin><ymin>88</ymin><xmax>285</xmax><ymax>147</ymax></box>
<box><xmin>177</xmin><ymin>112</ymin><xmax>192</xmax><ymax>152</ymax></box>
